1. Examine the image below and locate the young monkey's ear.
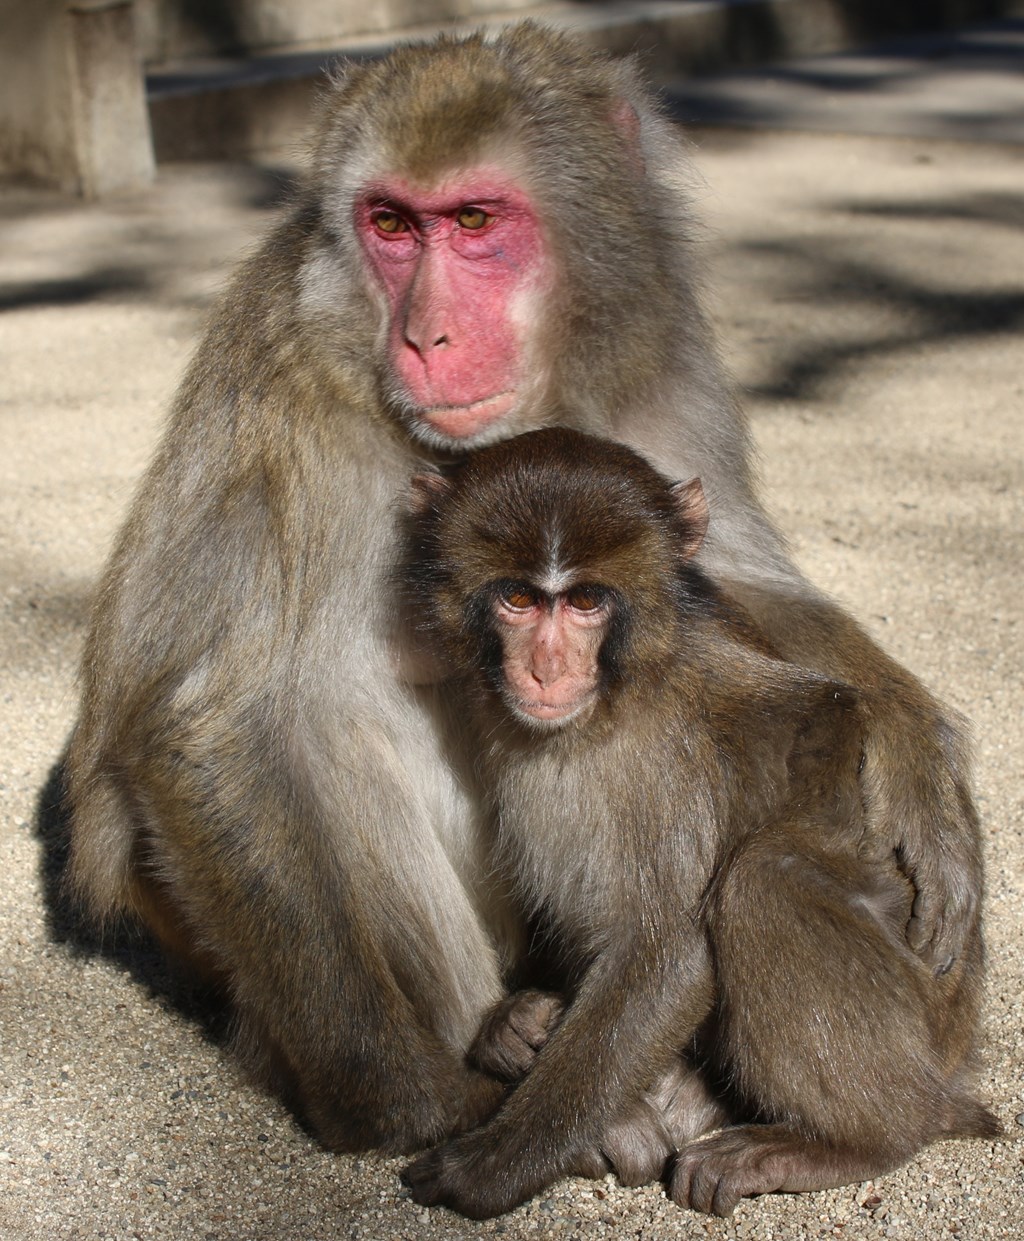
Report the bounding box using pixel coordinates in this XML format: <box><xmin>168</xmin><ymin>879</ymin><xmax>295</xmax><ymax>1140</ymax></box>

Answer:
<box><xmin>670</xmin><ymin>477</ymin><xmax>709</xmax><ymax>561</ymax></box>
<box><xmin>408</xmin><ymin>469</ymin><xmax>452</xmax><ymax>515</ymax></box>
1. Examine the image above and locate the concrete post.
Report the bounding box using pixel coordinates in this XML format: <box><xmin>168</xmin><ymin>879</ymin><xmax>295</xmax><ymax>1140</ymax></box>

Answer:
<box><xmin>0</xmin><ymin>0</ymin><xmax>154</xmax><ymax>197</ymax></box>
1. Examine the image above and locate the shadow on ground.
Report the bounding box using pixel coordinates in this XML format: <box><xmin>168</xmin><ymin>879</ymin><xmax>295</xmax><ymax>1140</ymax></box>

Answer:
<box><xmin>743</xmin><ymin>232</ymin><xmax>1024</xmax><ymax>401</ymax></box>
<box><xmin>0</xmin><ymin>163</ymin><xmax>299</xmax><ymax>313</ymax></box>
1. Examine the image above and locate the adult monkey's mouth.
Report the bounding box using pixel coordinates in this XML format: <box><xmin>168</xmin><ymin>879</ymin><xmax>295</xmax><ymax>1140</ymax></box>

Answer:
<box><xmin>418</xmin><ymin>391</ymin><xmax>517</xmax><ymax>440</ymax></box>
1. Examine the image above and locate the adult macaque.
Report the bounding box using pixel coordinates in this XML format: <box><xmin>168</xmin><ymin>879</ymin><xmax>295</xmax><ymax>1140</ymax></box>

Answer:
<box><xmin>401</xmin><ymin>427</ymin><xmax>995</xmax><ymax>1219</ymax></box>
<box><xmin>68</xmin><ymin>23</ymin><xmax>985</xmax><ymax>1160</ymax></box>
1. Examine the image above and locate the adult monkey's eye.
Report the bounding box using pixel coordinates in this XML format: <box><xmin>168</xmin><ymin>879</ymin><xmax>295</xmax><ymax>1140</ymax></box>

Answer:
<box><xmin>457</xmin><ymin>207</ymin><xmax>492</xmax><ymax>230</ymax></box>
<box><xmin>567</xmin><ymin>586</ymin><xmax>604</xmax><ymax>612</ymax></box>
<box><xmin>502</xmin><ymin>585</ymin><xmax>539</xmax><ymax>610</ymax></box>
<box><xmin>373</xmin><ymin>210</ymin><xmax>408</xmax><ymax>234</ymax></box>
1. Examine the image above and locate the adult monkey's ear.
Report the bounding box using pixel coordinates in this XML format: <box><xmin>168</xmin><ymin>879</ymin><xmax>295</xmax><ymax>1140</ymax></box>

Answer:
<box><xmin>670</xmin><ymin>477</ymin><xmax>709</xmax><ymax>561</ymax></box>
<box><xmin>408</xmin><ymin>469</ymin><xmax>452</xmax><ymax>515</ymax></box>
<box><xmin>609</xmin><ymin>97</ymin><xmax>645</xmax><ymax>172</ymax></box>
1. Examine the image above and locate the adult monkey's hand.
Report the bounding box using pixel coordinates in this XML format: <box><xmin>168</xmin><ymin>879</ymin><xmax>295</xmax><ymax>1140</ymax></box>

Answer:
<box><xmin>723</xmin><ymin>580</ymin><xmax>980</xmax><ymax>973</ymax></box>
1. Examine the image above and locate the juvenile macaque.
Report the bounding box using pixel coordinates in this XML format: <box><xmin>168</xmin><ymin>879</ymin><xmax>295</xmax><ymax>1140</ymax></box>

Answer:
<box><xmin>67</xmin><ymin>24</ymin><xmax>986</xmax><ymax>1159</ymax></box>
<box><xmin>401</xmin><ymin>427</ymin><xmax>996</xmax><ymax>1219</ymax></box>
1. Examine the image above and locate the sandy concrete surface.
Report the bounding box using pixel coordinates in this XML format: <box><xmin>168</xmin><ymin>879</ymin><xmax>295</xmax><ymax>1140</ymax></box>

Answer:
<box><xmin>2</xmin><ymin>26</ymin><xmax>1022</xmax><ymax>1241</ymax></box>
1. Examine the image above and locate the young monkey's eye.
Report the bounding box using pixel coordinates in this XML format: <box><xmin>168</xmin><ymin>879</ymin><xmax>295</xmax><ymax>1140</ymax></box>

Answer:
<box><xmin>373</xmin><ymin>210</ymin><xmax>408</xmax><ymax>234</ymax></box>
<box><xmin>457</xmin><ymin>207</ymin><xmax>492</xmax><ymax>230</ymax></box>
<box><xmin>501</xmin><ymin>585</ymin><xmax>540</xmax><ymax>611</ymax></box>
<box><xmin>567</xmin><ymin>586</ymin><xmax>604</xmax><ymax>612</ymax></box>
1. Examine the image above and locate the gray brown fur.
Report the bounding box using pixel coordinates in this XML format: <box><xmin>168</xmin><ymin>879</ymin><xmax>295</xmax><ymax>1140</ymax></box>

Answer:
<box><xmin>66</xmin><ymin>23</ymin><xmax>987</xmax><ymax>1164</ymax></box>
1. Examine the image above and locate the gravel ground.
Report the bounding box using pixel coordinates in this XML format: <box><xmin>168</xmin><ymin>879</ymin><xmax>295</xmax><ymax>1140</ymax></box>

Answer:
<box><xmin>2</xmin><ymin>42</ymin><xmax>1023</xmax><ymax>1241</ymax></box>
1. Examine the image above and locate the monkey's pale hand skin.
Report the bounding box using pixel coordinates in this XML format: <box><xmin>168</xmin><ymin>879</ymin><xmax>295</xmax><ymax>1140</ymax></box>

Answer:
<box><xmin>670</xmin><ymin>1125</ymin><xmax>881</xmax><ymax>1217</ymax></box>
<box><xmin>403</xmin><ymin>1130</ymin><xmax>560</xmax><ymax>1219</ymax></box>
<box><xmin>470</xmin><ymin>990</ymin><xmax>565</xmax><ymax>1080</ymax></box>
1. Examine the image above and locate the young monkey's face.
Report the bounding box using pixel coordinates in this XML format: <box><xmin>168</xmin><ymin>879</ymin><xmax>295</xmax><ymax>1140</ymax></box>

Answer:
<box><xmin>489</xmin><ymin>580</ymin><xmax>612</xmax><ymax>728</ymax></box>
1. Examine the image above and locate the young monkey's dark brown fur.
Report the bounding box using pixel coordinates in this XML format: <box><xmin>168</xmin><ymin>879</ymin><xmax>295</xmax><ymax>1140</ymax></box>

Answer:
<box><xmin>402</xmin><ymin>427</ymin><xmax>996</xmax><ymax>1220</ymax></box>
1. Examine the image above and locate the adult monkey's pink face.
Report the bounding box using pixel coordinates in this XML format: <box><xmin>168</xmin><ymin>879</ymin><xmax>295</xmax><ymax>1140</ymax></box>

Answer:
<box><xmin>355</xmin><ymin>169</ymin><xmax>551</xmax><ymax>445</ymax></box>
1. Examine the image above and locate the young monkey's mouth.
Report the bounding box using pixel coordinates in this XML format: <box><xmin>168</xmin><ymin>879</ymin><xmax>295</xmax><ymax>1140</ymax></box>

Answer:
<box><xmin>505</xmin><ymin>688</ymin><xmax>597</xmax><ymax>730</ymax></box>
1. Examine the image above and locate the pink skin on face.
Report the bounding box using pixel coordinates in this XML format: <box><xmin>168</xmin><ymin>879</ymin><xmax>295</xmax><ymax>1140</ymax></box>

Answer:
<box><xmin>355</xmin><ymin>173</ymin><xmax>548</xmax><ymax>442</ymax></box>
<box><xmin>495</xmin><ymin>590</ymin><xmax>609</xmax><ymax>725</ymax></box>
